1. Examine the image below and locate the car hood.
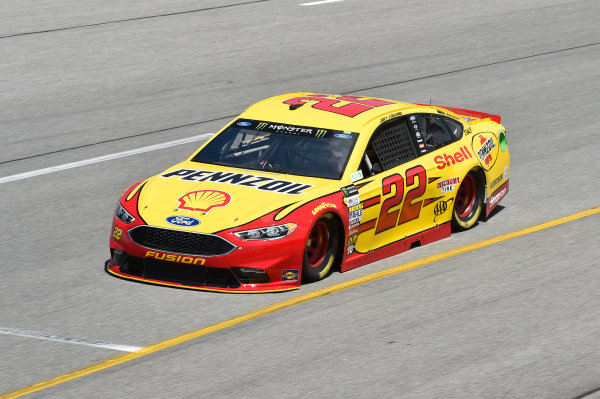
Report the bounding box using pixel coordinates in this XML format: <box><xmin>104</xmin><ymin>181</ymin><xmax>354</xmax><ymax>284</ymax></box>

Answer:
<box><xmin>136</xmin><ymin>162</ymin><xmax>340</xmax><ymax>232</ymax></box>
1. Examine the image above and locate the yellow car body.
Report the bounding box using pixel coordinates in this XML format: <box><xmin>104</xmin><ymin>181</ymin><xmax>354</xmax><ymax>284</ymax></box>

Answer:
<box><xmin>107</xmin><ymin>93</ymin><xmax>510</xmax><ymax>292</ymax></box>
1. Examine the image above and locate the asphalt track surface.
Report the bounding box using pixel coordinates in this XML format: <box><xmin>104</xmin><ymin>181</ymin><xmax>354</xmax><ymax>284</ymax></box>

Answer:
<box><xmin>0</xmin><ymin>0</ymin><xmax>599</xmax><ymax>397</ymax></box>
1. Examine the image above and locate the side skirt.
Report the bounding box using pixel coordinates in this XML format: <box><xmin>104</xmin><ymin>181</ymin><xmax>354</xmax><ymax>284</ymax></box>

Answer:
<box><xmin>341</xmin><ymin>222</ymin><xmax>451</xmax><ymax>272</ymax></box>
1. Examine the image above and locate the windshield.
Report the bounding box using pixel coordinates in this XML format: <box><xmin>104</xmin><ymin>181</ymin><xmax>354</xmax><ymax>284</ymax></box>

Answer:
<box><xmin>191</xmin><ymin>119</ymin><xmax>358</xmax><ymax>180</ymax></box>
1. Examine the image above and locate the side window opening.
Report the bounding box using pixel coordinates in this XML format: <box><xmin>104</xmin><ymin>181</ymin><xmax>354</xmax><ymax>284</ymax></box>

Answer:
<box><xmin>419</xmin><ymin>114</ymin><xmax>463</xmax><ymax>150</ymax></box>
<box><xmin>361</xmin><ymin>118</ymin><xmax>418</xmax><ymax>176</ymax></box>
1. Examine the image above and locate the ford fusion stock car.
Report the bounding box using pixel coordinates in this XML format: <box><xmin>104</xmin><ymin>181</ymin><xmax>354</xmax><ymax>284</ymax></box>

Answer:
<box><xmin>107</xmin><ymin>93</ymin><xmax>509</xmax><ymax>292</ymax></box>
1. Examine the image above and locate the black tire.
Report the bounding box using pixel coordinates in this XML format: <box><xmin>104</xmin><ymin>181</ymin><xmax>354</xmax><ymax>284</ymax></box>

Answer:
<box><xmin>302</xmin><ymin>214</ymin><xmax>340</xmax><ymax>283</ymax></box>
<box><xmin>452</xmin><ymin>170</ymin><xmax>484</xmax><ymax>231</ymax></box>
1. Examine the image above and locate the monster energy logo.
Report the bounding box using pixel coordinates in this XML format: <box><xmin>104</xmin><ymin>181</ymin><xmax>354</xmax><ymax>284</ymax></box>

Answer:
<box><xmin>315</xmin><ymin>129</ymin><xmax>327</xmax><ymax>138</ymax></box>
<box><xmin>256</xmin><ymin>122</ymin><xmax>268</xmax><ymax>130</ymax></box>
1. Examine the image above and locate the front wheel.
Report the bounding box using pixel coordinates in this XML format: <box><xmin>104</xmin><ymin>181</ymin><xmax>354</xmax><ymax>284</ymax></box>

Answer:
<box><xmin>452</xmin><ymin>171</ymin><xmax>484</xmax><ymax>231</ymax></box>
<box><xmin>302</xmin><ymin>215</ymin><xmax>340</xmax><ymax>283</ymax></box>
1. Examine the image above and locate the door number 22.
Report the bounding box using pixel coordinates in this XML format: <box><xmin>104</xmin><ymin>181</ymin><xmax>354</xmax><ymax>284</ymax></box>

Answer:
<box><xmin>375</xmin><ymin>166</ymin><xmax>427</xmax><ymax>234</ymax></box>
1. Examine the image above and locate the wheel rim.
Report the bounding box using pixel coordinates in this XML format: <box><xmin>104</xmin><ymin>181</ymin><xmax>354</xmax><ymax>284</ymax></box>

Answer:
<box><xmin>305</xmin><ymin>221</ymin><xmax>329</xmax><ymax>267</ymax></box>
<box><xmin>455</xmin><ymin>174</ymin><xmax>476</xmax><ymax>218</ymax></box>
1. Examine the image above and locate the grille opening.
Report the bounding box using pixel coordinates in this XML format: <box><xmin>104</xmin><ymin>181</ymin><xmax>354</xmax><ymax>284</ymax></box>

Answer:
<box><xmin>120</xmin><ymin>256</ymin><xmax>240</xmax><ymax>288</ymax></box>
<box><xmin>128</xmin><ymin>226</ymin><xmax>236</xmax><ymax>256</ymax></box>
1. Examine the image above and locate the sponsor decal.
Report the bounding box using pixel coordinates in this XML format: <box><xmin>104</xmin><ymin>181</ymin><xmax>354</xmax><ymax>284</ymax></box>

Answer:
<box><xmin>349</xmin><ymin>203</ymin><xmax>364</xmax><ymax>221</ymax></box>
<box><xmin>161</xmin><ymin>169</ymin><xmax>313</xmax><ymax>195</ymax></box>
<box><xmin>112</xmin><ymin>226</ymin><xmax>122</xmax><ymax>240</ymax></box>
<box><xmin>348</xmin><ymin>235</ymin><xmax>359</xmax><ymax>246</ymax></box>
<box><xmin>312</xmin><ymin>202</ymin><xmax>337</xmax><ymax>215</ymax></box>
<box><xmin>347</xmin><ymin>244</ymin><xmax>355</xmax><ymax>255</ymax></box>
<box><xmin>256</xmin><ymin>122</ymin><xmax>268</xmax><ymax>130</ymax></box>
<box><xmin>504</xmin><ymin>166</ymin><xmax>509</xmax><ymax>180</ymax></box>
<box><xmin>177</xmin><ymin>190</ymin><xmax>231</xmax><ymax>212</ymax></box>
<box><xmin>477</xmin><ymin>135</ymin><xmax>496</xmax><ymax>165</ymax></box>
<box><xmin>465</xmin><ymin>127</ymin><xmax>472</xmax><ymax>135</ymax></box>
<box><xmin>350</xmin><ymin>170</ymin><xmax>363</xmax><ymax>182</ymax></box>
<box><xmin>348</xmin><ymin>228</ymin><xmax>359</xmax><ymax>236</ymax></box>
<box><xmin>490</xmin><ymin>174</ymin><xmax>503</xmax><ymax>189</ymax></box>
<box><xmin>237</xmin><ymin>121</ymin><xmax>251</xmax><ymax>127</ymax></box>
<box><xmin>434</xmin><ymin>147</ymin><xmax>473</xmax><ymax>169</ymax></box>
<box><xmin>166</xmin><ymin>215</ymin><xmax>200</xmax><ymax>227</ymax></box>
<box><xmin>341</xmin><ymin>184</ymin><xmax>360</xmax><ymax>207</ymax></box>
<box><xmin>145</xmin><ymin>251</ymin><xmax>206</xmax><ymax>265</ymax></box>
<box><xmin>489</xmin><ymin>185</ymin><xmax>507</xmax><ymax>206</ymax></box>
<box><xmin>334</xmin><ymin>133</ymin><xmax>353</xmax><ymax>139</ymax></box>
<box><xmin>436</xmin><ymin>176</ymin><xmax>461</xmax><ymax>193</ymax></box>
<box><xmin>282</xmin><ymin>269</ymin><xmax>299</xmax><ymax>282</ymax></box>
<box><xmin>433</xmin><ymin>199</ymin><xmax>452</xmax><ymax>222</ymax></box>
<box><xmin>471</xmin><ymin>132</ymin><xmax>499</xmax><ymax>171</ymax></box>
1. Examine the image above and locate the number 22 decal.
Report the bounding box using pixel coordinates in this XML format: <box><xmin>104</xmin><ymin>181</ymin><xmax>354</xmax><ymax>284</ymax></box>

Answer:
<box><xmin>375</xmin><ymin>166</ymin><xmax>427</xmax><ymax>234</ymax></box>
<box><xmin>283</xmin><ymin>95</ymin><xmax>394</xmax><ymax>118</ymax></box>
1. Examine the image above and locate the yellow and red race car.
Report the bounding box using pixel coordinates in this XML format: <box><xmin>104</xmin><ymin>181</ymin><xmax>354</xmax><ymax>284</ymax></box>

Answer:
<box><xmin>107</xmin><ymin>93</ymin><xmax>509</xmax><ymax>292</ymax></box>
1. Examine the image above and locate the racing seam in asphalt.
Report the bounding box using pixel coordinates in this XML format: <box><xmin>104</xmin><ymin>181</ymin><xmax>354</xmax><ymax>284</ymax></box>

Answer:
<box><xmin>1</xmin><ymin>206</ymin><xmax>598</xmax><ymax>399</ymax></box>
<box><xmin>1</xmin><ymin>42</ymin><xmax>598</xmax><ymax>166</ymax></box>
<box><xmin>0</xmin><ymin>0</ymin><xmax>272</xmax><ymax>40</ymax></box>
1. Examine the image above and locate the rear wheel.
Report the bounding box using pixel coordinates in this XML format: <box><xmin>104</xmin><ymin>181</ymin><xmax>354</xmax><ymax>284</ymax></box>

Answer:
<box><xmin>452</xmin><ymin>171</ymin><xmax>484</xmax><ymax>231</ymax></box>
<box><xmin>302</xmin><ymin>215</ymin><xmax>340</xmax><ymax>283</ymax></box>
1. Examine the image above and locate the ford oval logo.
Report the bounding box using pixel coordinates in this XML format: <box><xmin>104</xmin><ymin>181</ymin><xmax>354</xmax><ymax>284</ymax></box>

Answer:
<box><xmin>237</xmin><ymin>121</ymin><xmax>251</xmax><ymax>127</ymax></box>
<box><xmin>166</xmin><ymin>216</ymin><xmax>200</xmax><ymax>227</ymax></box>
<box><xmin>334</xmin><ymin>133</ymin><xmax>352</xmax><ymax>139</ymax></box>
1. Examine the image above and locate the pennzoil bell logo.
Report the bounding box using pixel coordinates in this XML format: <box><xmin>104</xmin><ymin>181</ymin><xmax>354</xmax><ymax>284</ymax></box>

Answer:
<box><xmin>177</xmin><ymin>190</ymin><xmax>231</xmax><ymax>212</ymax></box>
<box><xmin>472</xmin><ymin>132</ymin><xmax>498</xmax><ymax>171</ymax></box>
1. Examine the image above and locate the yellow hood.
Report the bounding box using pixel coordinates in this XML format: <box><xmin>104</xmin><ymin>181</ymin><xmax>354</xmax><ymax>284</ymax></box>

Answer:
<box><xmin>137</xmin><ymin>162</ymin><xmax>339</xmax><ymax>232</ymax></box>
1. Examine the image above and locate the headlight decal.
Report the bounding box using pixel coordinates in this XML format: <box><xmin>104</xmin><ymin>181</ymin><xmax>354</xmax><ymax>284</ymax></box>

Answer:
<box><xmin>234</xmin><ymin>223</ymin><xmax>297</xmax><ymax>240</ymax></box>
<box><xmin>115</xmin><ymin>204</ymin><xmax>136</xmax><ymax>224</ymax></box>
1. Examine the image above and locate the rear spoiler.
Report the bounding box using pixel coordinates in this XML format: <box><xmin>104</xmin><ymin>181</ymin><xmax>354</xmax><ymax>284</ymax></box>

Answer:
<box><xmin>416</xmin><ymin>104</ymin><xmax>501</xmax><ymax>124</ymax></box>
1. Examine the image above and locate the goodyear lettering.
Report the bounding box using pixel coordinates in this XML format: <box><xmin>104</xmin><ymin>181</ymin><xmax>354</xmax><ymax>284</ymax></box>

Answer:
<box><xmin>161</xmin><ymin>169</ymin><xmax>313</xmax><ymax>194</ymax></box>
<box><xmin>312</xmin><ymin>202</ymin><xmax>337</xmax><ymax>215</ymax></box>
<box><xmin>434</xmin><ymin>147</ymin><xmax>473</xmax><ymax>169</ymax></box>
<box><xmin>145</xmin><ymin>251</ymin><xmax>205</xmax><ymax>265</ymax></box>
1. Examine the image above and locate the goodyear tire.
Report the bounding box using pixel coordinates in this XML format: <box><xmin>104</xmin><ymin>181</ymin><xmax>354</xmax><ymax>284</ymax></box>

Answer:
<box><xmin>302</xmin><ymin>214</ymin><xmax>340</xmax><ymax>283</ymax></box>
<box><xmin>452</xmin><ymin>170</ymin><xmax>484</xmax><ymax>231</ymax></box>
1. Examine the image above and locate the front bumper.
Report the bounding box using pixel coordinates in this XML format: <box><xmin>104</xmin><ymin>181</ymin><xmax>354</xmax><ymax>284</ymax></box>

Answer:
<box><xmin>107</xmin><ymin>219</ymin><xmax>303</xmax><ymax>293</ymax></box>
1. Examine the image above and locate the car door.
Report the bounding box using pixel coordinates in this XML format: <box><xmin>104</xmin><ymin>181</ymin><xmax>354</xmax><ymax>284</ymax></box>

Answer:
<box><xmin>351</xmin><ymin>113</ymin><xmax>466</xmax><ymax>254</ymax></box>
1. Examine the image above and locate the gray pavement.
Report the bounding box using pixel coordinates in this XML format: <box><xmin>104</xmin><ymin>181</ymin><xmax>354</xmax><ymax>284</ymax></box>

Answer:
<box><xmin>1</xmin><ymin>0</ymin><xmax>599</xmax><ymax>397</ymax></box>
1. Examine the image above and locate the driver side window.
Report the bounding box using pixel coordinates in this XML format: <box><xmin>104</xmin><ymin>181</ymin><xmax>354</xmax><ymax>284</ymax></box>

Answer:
<box><xmin>417</xmin><ymin>114</ymin><xmax>463</xmax><ymax>151</ymax></box>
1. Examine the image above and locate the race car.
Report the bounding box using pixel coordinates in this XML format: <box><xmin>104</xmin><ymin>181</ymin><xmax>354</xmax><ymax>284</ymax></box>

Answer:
<box><xmin>107</xmin><ymin>93</ymin><xmax>509</xmax><ymax>292</ymax></box>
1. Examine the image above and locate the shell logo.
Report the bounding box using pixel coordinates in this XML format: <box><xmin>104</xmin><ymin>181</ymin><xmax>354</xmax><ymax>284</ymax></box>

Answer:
<box><xmin>177</xmin><ymin>190</ymin><xmax>231</xmax><ymax>212</ymax></box>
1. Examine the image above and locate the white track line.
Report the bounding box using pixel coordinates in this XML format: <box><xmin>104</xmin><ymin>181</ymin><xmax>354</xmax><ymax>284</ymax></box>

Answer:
<box><xmin>300</xmin><ymin>0</ymin><xmax>344</xmax><ymax>5</ymax></box>
<box><xmin>0</xmin><ymin>327</ymin><xmax>142</xmax><ymax>352</ymax></box>
<box><xmin>0</xmin><ymin>133</ymin><xmax>213</xmax><ymax>185</ymax></box>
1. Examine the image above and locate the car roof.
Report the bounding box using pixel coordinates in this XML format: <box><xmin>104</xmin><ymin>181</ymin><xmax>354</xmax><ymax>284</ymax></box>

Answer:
<box><xmin>238</xmin><ymin>92</ymin><xmax>421</xmax><ymax>133</ymax></box>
